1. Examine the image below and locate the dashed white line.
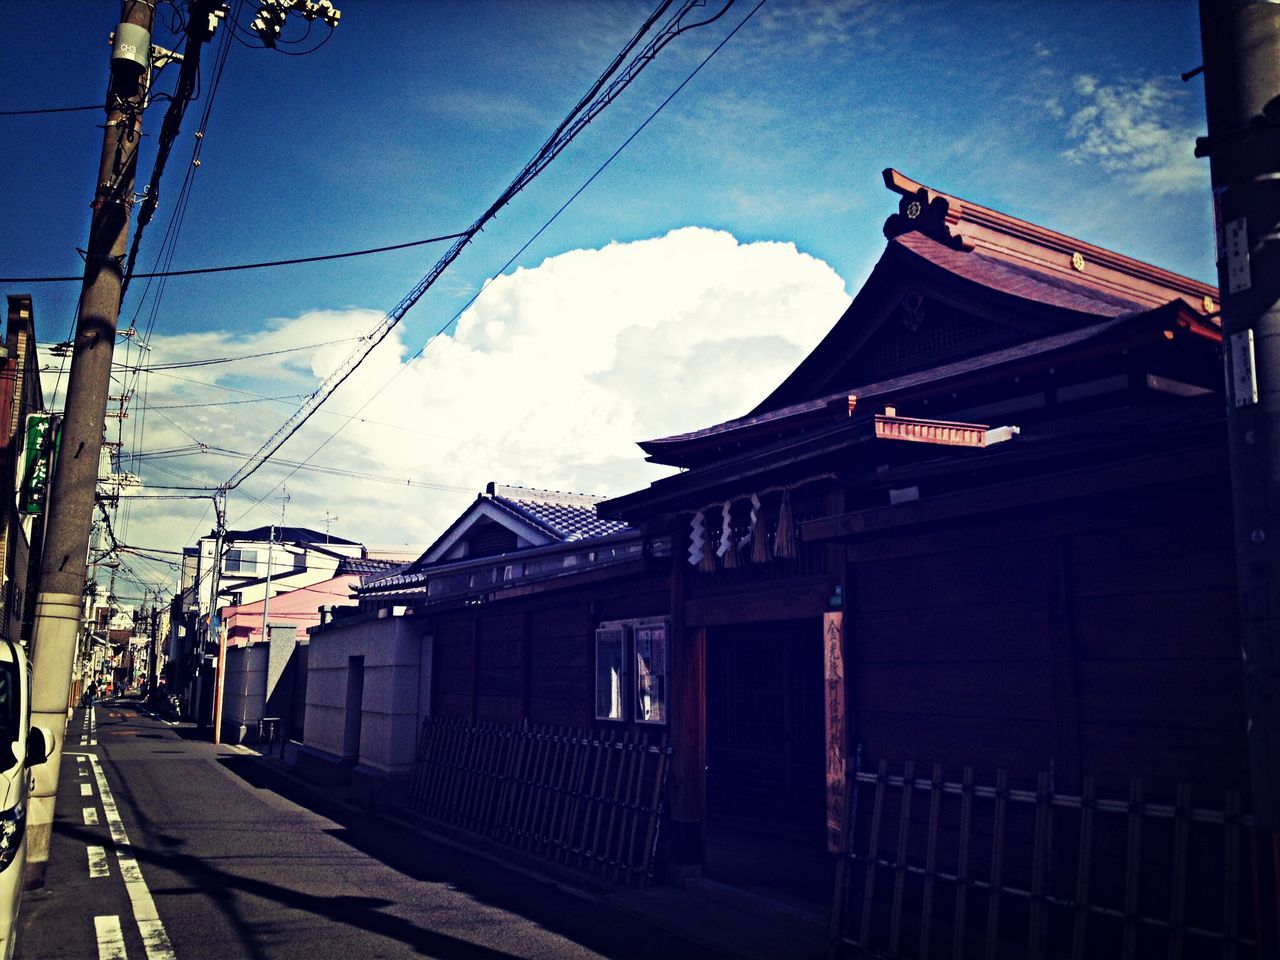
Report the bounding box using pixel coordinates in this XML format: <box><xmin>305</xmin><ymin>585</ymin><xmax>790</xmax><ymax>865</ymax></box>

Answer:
<box><xmin>94</xmin><ymin>915</ymin><xmax>127</xmax><ymax>960</ymax></box>
<box><xmin>87</xmin><ymin>845</ymin><xmax>110</xmax><ymax>878</ymax></box>
<box><xmin>81</xmin><ymin>782</ymin><xmax>93</xmax><ymax>797</ymax></box>
<box><xmin>84</xmin><ymin>807</ymin><xmax>99</xmax><ymax>826</ymax></box>
<box><xmin>88</xmin><ymin>755</ymin><xmax>175</xmax><ymax>960</ymax></box>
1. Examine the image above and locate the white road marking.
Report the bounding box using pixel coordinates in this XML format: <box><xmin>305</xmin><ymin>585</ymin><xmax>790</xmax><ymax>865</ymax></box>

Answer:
<box><xmin>81</xmin><ymin>782</ymin><xmax>93</xmax><ymax>797</ymax></box>
<box><xmin>118</xmin><ymin>859</ymin><xmax>144</xmax><ymax>884</ymax></box>
<box><xmin>84</xmin><ymin>807</ymin><xmax>100</xmax><ymax>825</ymax></box>
<box><xmin>94</xmin><ymin>915</ymin><xmax>127</xmax><ymax>960</ymax></box>
<box><xmin>87</xmin><ymin>845</ymin><xmax>110</xmax><ymax>878</ymax></box>
<box><xmin>89</xmin><ymin>755</ymin><xmax>175</xmax><ymax>960</ymax></box>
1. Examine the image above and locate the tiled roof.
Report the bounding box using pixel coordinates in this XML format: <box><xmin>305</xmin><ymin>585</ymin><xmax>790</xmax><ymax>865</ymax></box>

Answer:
<box><xmin>335</xmin><ymin>555</ymin><xmax>405</xmax><ymax>576</ymax></box>
<box><xmin>490</xmin><ymin>489</ymin><xmax>631</xmax><ymax>542</ymax></box>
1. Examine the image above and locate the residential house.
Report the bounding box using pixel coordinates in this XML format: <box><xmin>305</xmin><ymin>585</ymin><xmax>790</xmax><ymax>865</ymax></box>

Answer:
<box><xmin>216</xmin><ymin>553</ymin><xmax>399</xmax><ymax>744</ymax></box>
<box><xmin>169</xmin><ymin>525</ymin><xmax>368</xmax><ymax>723</ymax></box>
<box><xmin>299</xmin><ymin>483</ymin><xmax>659</xmax><ymax>804</ymax></box>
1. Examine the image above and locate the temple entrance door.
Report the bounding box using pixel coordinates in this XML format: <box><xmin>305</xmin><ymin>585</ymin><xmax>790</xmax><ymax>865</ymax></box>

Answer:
<box><xmin>704</xmin><ymin>618</ymin><xmax>829</xmax><ymax>902</ymax></box>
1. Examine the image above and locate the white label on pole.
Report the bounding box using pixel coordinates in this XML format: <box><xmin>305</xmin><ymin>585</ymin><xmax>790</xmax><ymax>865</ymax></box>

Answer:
<box><xmin>1226</xmin><ymin>217</ymin><xmax>1251</xmax><ymax>294</ymax></box>
<box><xmin>1230</xmin><ymin>329</ymin><xmax>1259</xmax><ymax>407</ymax></box>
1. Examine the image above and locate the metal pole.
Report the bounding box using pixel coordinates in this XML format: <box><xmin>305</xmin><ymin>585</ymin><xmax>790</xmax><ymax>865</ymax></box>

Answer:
<box><xmin>210</xmin><ymin>491</ymin><xmax>227</xmax><ymax>743</ymax></box>
<box><xmin>24</xmin><ymin>0</ymin><xmax>155</xmax><ymax>890</ymax></box>
<box><xmin>261</xmin><ymin>524</ymin><xmax>275</xmax><ymax>642</ymax></box>
<box><xmin>1198</xmin><ymin>0</ymin><xmax>1280</xmax><ymax>948</ymax></box>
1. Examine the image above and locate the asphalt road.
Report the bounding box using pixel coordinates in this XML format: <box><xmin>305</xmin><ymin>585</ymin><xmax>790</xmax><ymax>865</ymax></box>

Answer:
<box><xmin>17</xmin><ymin>703</ymin><xmax>728</xmax><ymax>960</ymax></box>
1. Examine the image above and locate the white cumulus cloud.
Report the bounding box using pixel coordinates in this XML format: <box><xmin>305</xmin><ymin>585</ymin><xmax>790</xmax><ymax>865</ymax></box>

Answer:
<box><xmin>112</xmin><ymin>227</ymin><xmax>849</xmax><ymax>577</ymax></box>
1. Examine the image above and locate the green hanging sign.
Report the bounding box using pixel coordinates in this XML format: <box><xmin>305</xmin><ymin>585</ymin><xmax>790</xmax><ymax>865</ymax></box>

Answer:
<box><xmin>18</xmin><ymin>413</ymin><xmax>60</xmax><ymax>516</ymax></box>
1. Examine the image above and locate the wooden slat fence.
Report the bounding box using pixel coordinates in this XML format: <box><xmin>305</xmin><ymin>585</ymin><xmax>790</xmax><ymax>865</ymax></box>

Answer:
<box><xmin>407</xmin><ymin>716</ymin><xmax>670</xmax><ymax>886</ymax></box>
<box><xmin>831</xmin><ymin>759</ymin><xmax>1258</xmax><ymax>959</ymax></box>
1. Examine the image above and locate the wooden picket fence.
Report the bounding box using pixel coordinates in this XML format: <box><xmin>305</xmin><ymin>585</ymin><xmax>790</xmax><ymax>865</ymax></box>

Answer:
<box><xmin>407</xmin><ymin>716</ymin><xmax>670</xmax><ymax>885</ymax></box>
<box><xmin>831</xmin><ymin>759</ymin><xmax>1259</xmax><ymax>960</ymax></box>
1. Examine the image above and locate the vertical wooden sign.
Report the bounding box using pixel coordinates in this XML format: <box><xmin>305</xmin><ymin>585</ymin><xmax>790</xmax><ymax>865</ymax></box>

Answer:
<box><xmin>824</xmin><ymin>611</ymin><xmax>845</xmax><ymax>852</ymax></box>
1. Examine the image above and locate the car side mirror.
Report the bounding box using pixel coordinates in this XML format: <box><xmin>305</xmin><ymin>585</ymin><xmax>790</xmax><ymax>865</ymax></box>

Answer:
<box><xmin>25</xmin><ymin>726</ymin><xmax>52</xmax><ymax>767</ymax></box>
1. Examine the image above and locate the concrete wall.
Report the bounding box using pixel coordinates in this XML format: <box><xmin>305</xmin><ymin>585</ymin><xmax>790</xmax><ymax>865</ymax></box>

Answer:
<box><xmin>303</xmin><ymin>614</ymin><xmax>431</xmax><ymax>777</ymax></box>
<box><xmin>222</xmin><ymin>644</ymin><xmax>268</xmax><ymax>743</ymax></box>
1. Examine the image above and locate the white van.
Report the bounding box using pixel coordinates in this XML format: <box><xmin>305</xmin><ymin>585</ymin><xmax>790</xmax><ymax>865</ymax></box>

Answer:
<box><xmin>0</xmin><ymin>640</ymin><xmax>51</xmax><ymax>959</ymax></box>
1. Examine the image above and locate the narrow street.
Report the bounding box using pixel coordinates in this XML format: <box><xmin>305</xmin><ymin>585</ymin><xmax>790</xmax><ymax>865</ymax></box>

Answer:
<box><xmin>18</xmin><ymin>703</ymin><xmax>727</xmax><ymax>960</ymax></box>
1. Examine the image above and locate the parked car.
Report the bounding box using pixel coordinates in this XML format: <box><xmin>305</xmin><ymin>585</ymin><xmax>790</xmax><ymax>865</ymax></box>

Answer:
<box><xmin>0</xmin><ymin>640</ymin><xmax>51</xmax><ymax>959</ymax></box>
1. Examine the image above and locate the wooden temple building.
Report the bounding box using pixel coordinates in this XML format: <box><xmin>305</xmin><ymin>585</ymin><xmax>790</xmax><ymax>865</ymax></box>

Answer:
<box><xmin>314</xmin><ymin>171</ymin><xmax>1256</xmax><ymax>953</ymax></box>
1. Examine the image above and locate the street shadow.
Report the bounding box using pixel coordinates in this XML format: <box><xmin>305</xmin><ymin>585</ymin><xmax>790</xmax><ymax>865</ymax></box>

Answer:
<box><xmin>51</xmin><ymin>819</ymin><xmax>524</xmax><ymax>960</ymax></box>
<box><xmin>218</xmin><ymin>757</ymin><xmax>729</xmax><ymax>960</ymax></box>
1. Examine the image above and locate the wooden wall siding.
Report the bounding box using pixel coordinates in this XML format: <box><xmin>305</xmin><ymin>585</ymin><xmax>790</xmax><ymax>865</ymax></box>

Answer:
<box><xmin>424</xmin><ymin>574</ymin><xmax>670</xmax><ymax>729</ymax></box>
<box><xmin>1067</xmin><ymin>510</ymin><xmax>1244</xmax><ymax>801</ymax></box>
<box><xmin>476</xmin><ymin>612</ymin><xmax>524</xmax><ymax>723</ymax></box>
<box><xmin>686</xmin><ymin>577</ymin><xmax>830</xmax><ymax>627</ymax></box>
<box><xmin>433</xmin><ymin>616</ymin><xmax>476</xmax><ymax>720</ymax></box>
<box><xmin>407</xmin><ymin>717</ymin><xmax>670</xmax><ymax>886</ymax></box>
<box><xmin>529</xmin><ymin>605</ymin><xmax>592</xmax><ymax>726</ymax></box>
<box><xmin>851</xmin><ymin>538</ymin><xmax>1059</xmax><ymax>785</ymax></box>
<box><xmin>830</xmin><ymin>760</ymin><xmax>1258</xmax><ymax>960</ymax></box>
<box><xmin>847</xmin><ymin>482</ymin><xmax>1247</xmax><ymax>804</ymax></box>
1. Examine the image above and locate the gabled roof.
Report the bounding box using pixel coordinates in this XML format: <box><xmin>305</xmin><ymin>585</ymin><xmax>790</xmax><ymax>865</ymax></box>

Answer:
<box><xmin>489</xmin><ymin>484</ymin><xmax>630</xmax><ymax>542</ymax></box>
<box><xmin>636</xmin><ymin>169</ymin><xmax>1219</xmax><ymax>469</ymax></box>
<box><xmin>334</xmin><ymin>554</ymin><xmax>403</xmax><ymax>576</ymax></box>
<box><xmin>601</xmin><ymin>297</ymin><xmax>1221</xmax><ymax>520</ymax></box>
<box><xmin>412</xmin><ymin>482</ymin><xmax>632</xmax><ymax>569</ymax></box>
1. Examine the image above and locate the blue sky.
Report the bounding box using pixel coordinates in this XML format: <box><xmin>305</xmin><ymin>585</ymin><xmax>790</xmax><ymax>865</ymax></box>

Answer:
<box><xmin>0</xmin><ymin>1</ymin><xmax>1214</xmax><ymax>594</ymax></box>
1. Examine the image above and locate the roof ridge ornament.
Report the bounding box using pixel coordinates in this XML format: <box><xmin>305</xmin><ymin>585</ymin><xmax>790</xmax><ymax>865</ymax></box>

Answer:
<box><xmin>882</xmin><ymin>182</ymin><xmax>969</xmax><ymax>251</ymax></box>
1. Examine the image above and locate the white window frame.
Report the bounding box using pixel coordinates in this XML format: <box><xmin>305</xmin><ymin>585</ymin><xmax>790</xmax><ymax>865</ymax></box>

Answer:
<box><xmin>593</xmin><ymin>617</ymin><xmax>670</xmax><ymax>726</ymax></box>
<box><xmin>594</xmin><ymin>621</ymin><xmax>629</xmax><ymax>722</ymax></box>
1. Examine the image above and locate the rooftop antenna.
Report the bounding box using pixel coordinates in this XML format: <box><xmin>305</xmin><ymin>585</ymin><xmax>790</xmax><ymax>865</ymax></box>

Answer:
<box><xmin>323</xmin><ymin>510</ymin><xmax>338</xmax><ymax>544</ymax></box>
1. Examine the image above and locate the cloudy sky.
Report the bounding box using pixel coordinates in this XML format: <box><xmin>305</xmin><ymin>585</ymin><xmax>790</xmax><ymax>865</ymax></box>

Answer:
<box><xmin>0</xmin><ymin>1</ymin><xmax>1212</xmax><ymax>599</ymax></box>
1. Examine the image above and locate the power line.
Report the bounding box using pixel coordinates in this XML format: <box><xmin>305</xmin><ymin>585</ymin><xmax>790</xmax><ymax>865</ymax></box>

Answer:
<box><xmin>0</xmin><ymin>230</ymin><xmax>473</xmax><ymax>285</ymax></box>
<box><xmin>228</xmin><ymin>0</ymin><xmax>763</xmax><ymax>528</ymax></box>
<box><xmin>223</xmin><ymin>0</ymin><xmax>722</xmax><ymax>494</ymax></box>
<box><xmin>128</xmin><ymin>336</ymin><xmax>360</xmax><ymax>371</ymax></box>
<box><xmin>145</xmin><ymin>393</ymin><xmax>307</xmax><ymax>411</ymax></box>
<box><xmin>0</xmin><ymin>104</ymin><xmax>100</xmax><ymax>116</ymax></box>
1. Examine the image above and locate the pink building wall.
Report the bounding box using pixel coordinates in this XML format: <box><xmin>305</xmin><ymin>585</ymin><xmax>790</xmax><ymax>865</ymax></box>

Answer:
<box><xmin>221</xmin><ymin>574</ymin><xmax>360</xmax><ymax>647</ymax></box>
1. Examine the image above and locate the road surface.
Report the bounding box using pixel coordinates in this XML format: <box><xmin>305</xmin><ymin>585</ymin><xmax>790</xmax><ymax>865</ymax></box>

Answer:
<box><xmin>18</xmin><ymin>702</ymin><xmax>727</xmax><ymax>960</ymax></box>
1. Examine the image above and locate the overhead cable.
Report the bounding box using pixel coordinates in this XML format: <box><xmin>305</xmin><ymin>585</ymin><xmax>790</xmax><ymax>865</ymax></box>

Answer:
<box><xmin>0</xmin><ymin>104</ymin><xmax>101</xmax><ymax>116</ymax></box>
<box><xmin>227</xmin><ymin>0</ymin><xmax>763</xmax><ymax>527</ymax></box>
<box><xmin>0</xmin><ymin>231</ymin><xmax>469</xmax><ymax>284</ymax></box>
<box><xmin>223</xmin><ymin>0</ymin><xmax>726</xmax><ymax>493</ymax></box>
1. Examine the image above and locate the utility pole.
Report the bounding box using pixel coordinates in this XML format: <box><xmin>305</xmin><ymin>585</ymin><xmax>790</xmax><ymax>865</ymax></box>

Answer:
<box><xmin>259</xmin><ymin>488</ymin><xmax>288</xmax><ymax>642</ymax></box>
<box><xmin>261</xmin><ymin>524</ymin><xmax>275</xmax><ymax>642</ymax></box>
<box><xmin>210</xmin><ymin>491</ymin><xmax>228</xmax><ymax>744</ymax></box>
<box><xmin>148</xmin><ymin>604</ymin><xmax>159</xmax><ymax>701</ymax></box>
<box><xmin>1198</xmin><ymin>0</ymin><xmax>1280</xmax><ymax>949</ymax></box>
<box><xmin>24</xmin><ymin>0</ymin><xmax>156</xmax><ymax>890</ymax></box>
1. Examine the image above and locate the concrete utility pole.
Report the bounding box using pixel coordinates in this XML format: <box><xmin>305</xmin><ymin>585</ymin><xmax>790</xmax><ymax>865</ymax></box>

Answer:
<box><xmin>25</xmin><ymin>0</ymin><xmax>156</xmax><ymax>889</ymax></box>
<box><xmin>1198</xmin><ymin>0</ymin><xmax>1280</xmax><ymax>946</ymax></box>
<box><xmin>210</xmin><ymin>491</ymin><xmax>228</xmax><ymax>743</ymax></box>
